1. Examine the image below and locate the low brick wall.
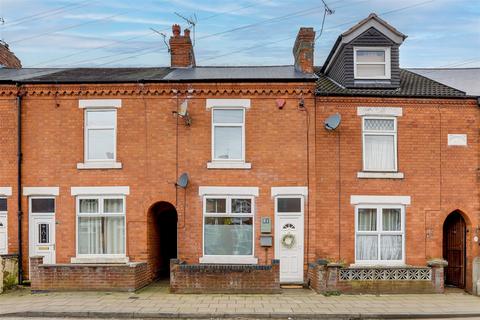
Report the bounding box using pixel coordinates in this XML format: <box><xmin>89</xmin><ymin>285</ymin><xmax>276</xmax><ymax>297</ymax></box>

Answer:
<box><xmin>0</xmin><ymin>254</ymin><xmax>18</xmax><ymax>293</ymax></box>
<box><xmin>30</xmin><ymin>256</ymin><xmax>150</xmax><ymax>292</ymax></box>
<box><xmin>170</xmin><ymin>259</ymin><xmax>281</xmax><ymax>293</ymax></box>
<box><xmin>307</xmin><ymin>259</ymin><xmax>447</xmax><ymax>294</ymax></box>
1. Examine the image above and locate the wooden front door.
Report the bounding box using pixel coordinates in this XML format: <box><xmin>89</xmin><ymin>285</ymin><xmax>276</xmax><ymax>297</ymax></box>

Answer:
<box><xmin>443</xmin><ymin>212</ymin><xmax>466</xmax><ymax>288</ymax></box>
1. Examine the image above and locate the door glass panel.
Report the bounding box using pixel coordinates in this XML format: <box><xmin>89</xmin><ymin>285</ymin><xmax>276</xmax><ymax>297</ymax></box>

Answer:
<box><xmin>277</xmin><ymin>198</ymin><xmax>301</xmax><ymax>212</ymax></box>
<box><xmin>38</xmin><ymin>223</ymin><xmax>49</xmax><ymax>244</ymax></box>
<box><xmin>32</xmin><ymin>198</ymin><xmax>55</xmax><ymax>213</ymax></box>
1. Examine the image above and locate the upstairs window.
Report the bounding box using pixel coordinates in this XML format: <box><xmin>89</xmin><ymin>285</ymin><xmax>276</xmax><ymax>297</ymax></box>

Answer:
<box><xmin>212</xmin><ymin>109</ymin><xmax>245</xmax><ymax>161</ymax></box>
<box><xmin>362</xmin><ymin>117</ymin><xmax>397</xmax><ymax>172</ymax></box>
<box><xmin>354</xmin><ymin>47</ymin><xmax>391</xmax><ymax>79</ymax></box>
<box><xmin>85</xmin><ymin>109</ymin><xmax>116</xmax><ymax>162</ymax></box>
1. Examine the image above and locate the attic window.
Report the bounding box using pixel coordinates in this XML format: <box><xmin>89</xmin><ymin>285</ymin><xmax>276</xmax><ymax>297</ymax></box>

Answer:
<box><xmin>354</xmin><ymin>47</ymin><xmax>391</xmax><ymax>80</ymax></box>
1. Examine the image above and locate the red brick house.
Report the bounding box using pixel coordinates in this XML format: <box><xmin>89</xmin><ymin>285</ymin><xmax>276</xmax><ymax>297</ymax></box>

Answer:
<box><xmin>0</xmin><ymin>14</ymin><xmax>478</xmax><ymax>293</ymax></box>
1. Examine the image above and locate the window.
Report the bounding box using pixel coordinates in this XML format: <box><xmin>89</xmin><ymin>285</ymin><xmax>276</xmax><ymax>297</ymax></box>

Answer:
<box><xmin>355</xmin><ymin>205</ymin><xmax>404</xmax><ymax>264</ymax></box>
<box><xmin>354</xmin><ymin>47</ymin><xmax>391</xmax><ymax>79</ymax></box>
<box><xmin>76</xmin><ymin>196</ymin><xmax>125</xmax><ymax>256</ymax></box>
<box><xmin>203</xmin><ymin>196</ymin><xmax>254</xmax><ymax>258</ymax></box>
<box><xmin>0</xmin><ymin>198</ymin><xmax>6</xmax><ymax>212</ymax></box>
<box><xmin>212</xmin><ymin>109</ymin><xmax>245</xmax><ymax>161</ymax></box>
<box><xmin>362</xmin><ymin>117</ymin><xmax>397</xmax><ymax>172</ymax></box>
<box><xmin>84</xmin><ymin>109</ymin><xmax>116</xmax><ymax>162</ymax></box>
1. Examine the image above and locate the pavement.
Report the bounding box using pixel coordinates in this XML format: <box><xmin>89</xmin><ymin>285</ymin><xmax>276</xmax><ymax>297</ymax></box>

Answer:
<box><xmin>1</xmin><ymin>282</ymin><xmax>480</xmax><ymax>319</ymax></box>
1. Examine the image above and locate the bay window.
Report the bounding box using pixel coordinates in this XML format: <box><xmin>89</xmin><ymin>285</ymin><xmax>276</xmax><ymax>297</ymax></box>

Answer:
<box><xmin>362</xmin><ymin>117</ymin><xmax>397</xmax><ymax>172</ymax></box>
<box><xmin>76</xmin><ymin>196</ymin><xmax>125</xmax><ymax>256</ymax></box>
<box><xmin>355</xmin><ymin>205</ymin><xmax>404</xmax><ymax>264</ymax></box>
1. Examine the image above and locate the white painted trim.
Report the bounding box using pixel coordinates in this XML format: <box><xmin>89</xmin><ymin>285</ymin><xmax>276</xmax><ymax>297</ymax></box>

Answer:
<box><xmin>0</xmin><ymin>187</ymin><xmax>12</xmax><ymax>196</ymax></box>
<box><xmin>350</xmin><ymin>195</ymin><xmax>411</xmax><ymax>205</ymax></box>
<box><xmin>207</xmin><ymin>161</ymin><xmax>251</xmax><ymax>169</ymax></box>
<box><xmin>362</xmin><ymin>116</ymin><xmax>398</xmax><ymax>172</ymax></box>
<box><xmin>71</xmin><ymin>186</ymin><xmax>130</xmax><ymax>196</ymax></box>
<box><xmin>199</xmin><ymin>256</ymin><xmax>258</xmax><ymax>264</ymax></box>
<box><xmin>77</xmin><ymin>162</ymin><xmax>122</xmax><ymax>169</ymax></box>
<box><xmin>23</xmin><ymin>187</ymin><xmax>59</xmax><ymax>196</ymax></box>
<box><xmin>211</xmin><ymin>107</ymin><xmax>246</xmax><ymax>163</ymax></box>
<box><xmin>71</xmin><ymin>256</ymin><xmax>129</xmax><ymax>264</ymax></box>
<box><xmin>79</xmin><ymin>99</ymin><xmax>122</xmax><ymax>109</ymax></box>
<box><xmin>343</xmin><ymin>19</ymin><xmax>405</xmax><ymax>44</ymax></box>
<box><xmin>357</xmin><ymin>172</ymin><xmax>404</xmax><ymax>179</ymax></box>
<box><xmin>448</xmin><ymin>134</ymin><xmax>467</xmax><ymax>146</ymax></box>
<box><xmin>271</xmin><ymin>187</ymin><xmax>308</xmax><ymax>198</ymax></box>
<box><xmin>354</xmin><ymin>46</ymin><xmax>391</xmax><ymax>80</ymax></box>
<box><xmin>198</xmin><ymin>186</ymin><xmax>259</xmax><ymax>197</ymax></box>
<box><xmin>357</xmin><ymin>107</ymin><xmax>402</xmax><ymax>117</ymax></box>
<box><xmin>206</xmin><ymin>99</ymin><xmax>250</xmax><ymax>109</ymax></box>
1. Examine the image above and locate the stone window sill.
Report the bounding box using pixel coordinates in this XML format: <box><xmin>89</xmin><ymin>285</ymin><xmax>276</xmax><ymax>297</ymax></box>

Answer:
<box><xmin>70</xmin><ymin>256</ymin><xmax>129</xmax><ymax>264</ymax></box>
<box><xmin>207</xmin><ymin>161</ymin><xmax>251</xmax><ymax>170</ymax></box>
<box><xmin>77</xmin><ymin>162</ymin><xmax>122</xmax><ymax>170</ymax></box>
<box><xmin>199</xmin><ymin>256</ymin><xmax>258</xmax><ymax>264</ymax></box>
<box><xmin>357</xmin><ymin>171</ymin><xmax>404</xmax><ymax>179</ymax></box>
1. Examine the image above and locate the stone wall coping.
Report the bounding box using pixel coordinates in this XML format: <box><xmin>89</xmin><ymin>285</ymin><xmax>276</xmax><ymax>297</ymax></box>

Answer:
<box><xmin>173</xmin><ymin>259</ymin><xmax>278</xmax><ymax>272</ymax></box>
<box><xmin>38</xmin><ymin>262</ymin><xmax>146</xmax><ymax>268</ymax></box>
<box><xmin>0</xmin><ymin>254</ymin><xmax>18</xmax><ymax>259</ymax></box>
<box><xmin>427</xmin><ymin>259</ymin><xmax>448</xmax><ymax>267</ymax></box>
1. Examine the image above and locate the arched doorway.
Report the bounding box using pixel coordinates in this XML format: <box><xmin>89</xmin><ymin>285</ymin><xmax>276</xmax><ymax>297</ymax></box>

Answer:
<box><xmin>147</xmin><ymin>202</ymin><xmax>178</xmax><ymax>279</ymax></box>
<box><xmin>443</xmin><ymin>211</ymin><xmax>466</xmax><ymax>288</ymax></box>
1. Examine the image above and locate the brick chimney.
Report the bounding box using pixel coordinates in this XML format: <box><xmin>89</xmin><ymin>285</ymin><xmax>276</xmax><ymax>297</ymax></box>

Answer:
<box><xmin>293</xmin><ymin>27</ymin><xmax>315</xmax><ymax>74</ymax></box>
<box><xmin>0</xmin><ymin>41</ymin><xmax>21</xmax><ymax>69</ymax></box>
<box><xmin>169</xmin><ymin>24</ymin><xmax>195</xmax><ymax>68</ymax></box>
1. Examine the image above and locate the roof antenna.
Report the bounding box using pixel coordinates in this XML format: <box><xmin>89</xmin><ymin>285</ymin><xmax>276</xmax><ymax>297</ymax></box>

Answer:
<box><xmin>174</xmin><ymin>12</ymin><xmax>197</xmax><ymax>46</ymax></box>
<box><xmin>316</xmin><ymin>0</ymin><xmax>335</xmax><ymax>41</ymax></box>
<box><xmin>150</xmin><ymin>28</ymin><xmax>170</xmax><ymax>52</ymax></box>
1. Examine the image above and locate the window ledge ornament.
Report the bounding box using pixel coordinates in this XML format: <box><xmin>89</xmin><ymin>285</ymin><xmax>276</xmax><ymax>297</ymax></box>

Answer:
<box><xmin>357</xmin><ymin>171</ymin><xmax>404</xmax><ymax>179</ymax></box>
<box><xmin>207</xmin><ymin>161</ymin><xmax>251</xmax><ymax>169</ymax></box>
<box><xmin>77</xmin><ymin>162</ymin><xmax>122</xmax><ymax>170</ymax></box>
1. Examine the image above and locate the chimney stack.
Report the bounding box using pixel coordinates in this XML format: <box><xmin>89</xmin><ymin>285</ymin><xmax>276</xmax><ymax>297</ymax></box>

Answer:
<box><xmin>293</xmin><ymin>27</ymin><xmax>315</xmax><ymax>74</ymax></box>
<box><xmin>0</xmin><ymin>41</ymin><xmax>21</xmax><ymax>69</ymax></box>
<box><xmin>169</xmin><ymin>24</ymin><xmax>195</xmax><ymax>68</ymax></box>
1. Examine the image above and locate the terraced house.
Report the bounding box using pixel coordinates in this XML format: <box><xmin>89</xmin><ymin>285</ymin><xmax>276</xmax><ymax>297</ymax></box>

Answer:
<box><xmin>0</xmin><ymin>14</ymin><xmax>478</xmax><ymax>294</ymax></box>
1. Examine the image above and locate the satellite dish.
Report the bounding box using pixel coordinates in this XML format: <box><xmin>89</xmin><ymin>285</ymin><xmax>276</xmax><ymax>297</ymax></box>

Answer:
<box><xmin>324</xmin><ymin>113</ymin><xmax>341</xmax><ymax>131</ymax></box>
<box><xmin>176</xmin><ymin>173</ymin><xmax>189</xmax><ymax>188</ymax></box>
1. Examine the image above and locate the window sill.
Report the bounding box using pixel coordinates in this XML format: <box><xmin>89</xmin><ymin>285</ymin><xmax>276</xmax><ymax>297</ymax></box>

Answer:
<box><xmin>199</xmin><ymin>256</ymin><xmax>258</xmax><ymax>264</ymax></box>
<box><xmin>70</xmin><ymin>256</ymin><xmax>129</xmax><ymax>264</ymax></box>
<box><xmin>357</xmin><ymin>172</ymin><xmax>404</xmax><ymax>179</ymax></box>
<box><xmin>349</xmin><ymin>262</ymin><xmax>406</xmax><ymax>268</ymax></box>
<box><xmin>207</xmin><ymin>161</ymin><xmax>251</xmax><ymax>169</ymax></box>
<box><xmin>77</xmin><ymin>162</ymin><xmax>122</xmax><ymax>170</ymax></box>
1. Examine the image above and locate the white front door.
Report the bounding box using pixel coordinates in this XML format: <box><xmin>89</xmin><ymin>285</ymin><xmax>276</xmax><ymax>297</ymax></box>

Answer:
<box><xmin>29</xmin><ymin>197</ymin><xmax>56</xmax><ymax>265</ymax></box>
<box><xmin>0</xmin><ymin>215</ymin><xmax>7</xmax><ymax>254</ymax></box>
<box><xmin>275</xmin><ymin>197</ymin><xmax>304</xmax><ymax>283</ymax></box>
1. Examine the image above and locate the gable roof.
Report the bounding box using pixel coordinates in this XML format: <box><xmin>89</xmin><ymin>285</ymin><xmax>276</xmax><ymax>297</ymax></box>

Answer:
<box><xmin>408</xmin><ymin>68</ymin><xmax>480</xmax><ymax>96</ymax></box>
<box><xmin>316</xmin><ymin>68</ymin><xmax>468</xmax><ymax>98</ymax></box>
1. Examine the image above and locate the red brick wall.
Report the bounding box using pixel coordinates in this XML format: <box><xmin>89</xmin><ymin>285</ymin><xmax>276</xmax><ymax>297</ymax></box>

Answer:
<box><xmin>170</xmin><ymin>259</ymin><xmax>281</xmax><ymax>293</ymax></box>
<box><xmin>315</xmin><ymin>96</ymin><xmax>479</xmax><ymax>292</ymax></box>
<box><xmin>30</xmin><ymin>256</ymin><xmax>149</xmax><ymax>292</ymax></box>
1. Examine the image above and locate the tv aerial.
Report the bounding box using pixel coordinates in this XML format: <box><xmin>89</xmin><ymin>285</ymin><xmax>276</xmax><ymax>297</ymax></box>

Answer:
<box><xmin>324</xmin><ymin>113</ymin><xmax>341</xmax><ymax>131</ymax></box>
<box><xmin>174</xmin><ymin>12</ymin><xmax>197</xmax><ymax>46</ymax></box>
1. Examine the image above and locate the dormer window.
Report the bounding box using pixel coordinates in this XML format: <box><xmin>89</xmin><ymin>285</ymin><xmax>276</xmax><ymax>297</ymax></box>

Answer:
<box><xmin>354</xmin><ymin>47</ymin><xmax>391</xmax><ymax>80</ymax></box>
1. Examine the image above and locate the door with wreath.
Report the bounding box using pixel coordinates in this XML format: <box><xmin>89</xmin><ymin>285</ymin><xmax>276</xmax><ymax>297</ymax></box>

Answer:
<box><xmin>274</xmin><ymin>197</ymin><xmax>304</xmax><ymax>283</ymax></box>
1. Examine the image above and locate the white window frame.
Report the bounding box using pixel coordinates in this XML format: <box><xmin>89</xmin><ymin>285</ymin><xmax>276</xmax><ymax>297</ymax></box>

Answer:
<box><xmin>362</xmin><ymin>116</ymin><xmax>398</xmax><ymax>172</ymax></box>
<box><xmin>354</xmin><ymin>204</ymin><xmax>405</xmax><ymax>266</ymax></box>
<box><xmin>211</xmin><ymin>108</ymin><xmax>245</xmax><ymax>161</ymax></box>
<box><xmin>354</xmin><ymin>46</ymin><xmax>391</xmax><ymax>80</ymax></box>
<box><xmin>200</xmin><ymin>195</ymin><xmax>256</xmax><ymax>264</ymax></box>
<box><xmin>84</xmin><ymin>108</ymin><xmax>117</xmax><ymax>163</ymax></box>
<box><xmin>0</xmin><ymin>197</ymin><xmax>7</xmax><ymax>254</ymax></box>
<box><xmin>75</xmin><ymin>195</ymin><xmax>127</xmax><ymax>260</ymax></box>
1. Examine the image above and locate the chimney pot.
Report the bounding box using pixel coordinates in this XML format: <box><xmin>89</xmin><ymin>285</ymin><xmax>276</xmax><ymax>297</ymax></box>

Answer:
<box><xmin>293</xmin><ymin>27</ymin><xmax>315</xmax><ymax>74</ymax></box>
<box><xmin>172</xmin><ymin>24</ymin><xmax>181</xmax><ymax>37</ymax></box>
<box><xmin>184</xmin><ymin>28</ymin><xmax>190</xmax><ymax>37</ymax></box>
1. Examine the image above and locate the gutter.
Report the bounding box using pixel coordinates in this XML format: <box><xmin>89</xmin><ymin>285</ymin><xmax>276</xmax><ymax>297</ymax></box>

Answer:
<box><xmin>16</xmin><ymin>84</ymin><xmax>24</xmax><ymax>284</ymax></box>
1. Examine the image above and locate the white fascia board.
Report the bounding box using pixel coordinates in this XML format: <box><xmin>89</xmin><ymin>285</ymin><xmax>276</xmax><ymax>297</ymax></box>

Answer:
<box><xmin>206</xmin><ymin>99</ymin><xmax>251</xmax><ymax>109</ymax></box>
<box><xmin>199</xmin><ymin>186</ymin><xmax>259</xmax><ymax>197</ymax></box>
<box><xmin>23</xmin><ymin>187</ymin><xmax>60</xmax><ymax>196</ymax></box>
<box><xmin>343</xmin><ymin>19</ymin><xmax>405</xmax><ymax>44</ymax></box>
<box><xmin>357</xmin><ymin>107</ymin><xmax>402</xmax><ymax>117</ymax></box>
<box><xmin>79</xmin><ymin>99</ymin><xmax>122</xmax><ymax>109</ymax></box>
<box><xmin>71</xmin><ymin>186</ymin><xmax>130</xmax><ymax>196</ymax></box>
<box><xmin>0</xmin><ymin>187</ymin><xmax>12</xmax><ymax>196</ymax></box>
<box><xmin>350</xmin><ymin>195</ymin><xmax>411</xmax><ymax>205</ymax></box>
<box><xmin>271</xmin><ymin>187</ymin><xmax>308</xmax><ymax>198</ymax></box>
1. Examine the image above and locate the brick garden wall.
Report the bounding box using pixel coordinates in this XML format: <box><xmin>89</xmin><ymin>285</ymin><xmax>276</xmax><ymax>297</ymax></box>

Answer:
<box><xmin>30</xmin><ymin>256</ymin><xmax>149</xmax><ymax>292</ymax></box>
<box><xmin>170</xmin><ymin>259</ymin><xmax>281</xmax><ymax>293</ymax></box>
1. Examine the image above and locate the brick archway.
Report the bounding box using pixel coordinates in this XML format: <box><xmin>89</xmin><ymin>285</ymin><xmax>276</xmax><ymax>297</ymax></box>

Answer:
<box><xmin>147</xmin><ymin>201</ymin><xmax>178</xmax><ymax>280</ymax></box>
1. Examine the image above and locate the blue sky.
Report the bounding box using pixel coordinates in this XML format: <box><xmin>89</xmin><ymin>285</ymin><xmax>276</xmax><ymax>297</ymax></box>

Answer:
<box><xmin>2</xmin><ymin>0</ymin><xmax>479</xmax><ymax>68</ymax></box>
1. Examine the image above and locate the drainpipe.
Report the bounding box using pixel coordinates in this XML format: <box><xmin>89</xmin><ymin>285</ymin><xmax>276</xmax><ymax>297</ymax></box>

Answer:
<box><xmin>16</xmin><ymin>85</ymin><xmax>24</xmax><ymax>284</ymax></box>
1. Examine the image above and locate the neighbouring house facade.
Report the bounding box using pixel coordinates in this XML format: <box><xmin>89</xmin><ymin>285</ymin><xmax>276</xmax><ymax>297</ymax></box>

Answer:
<box><xmin>0</xmin><ymin>14</ymin><xmax>479</xmax><ymax>294</ymax></box>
